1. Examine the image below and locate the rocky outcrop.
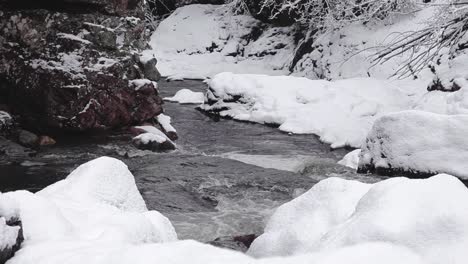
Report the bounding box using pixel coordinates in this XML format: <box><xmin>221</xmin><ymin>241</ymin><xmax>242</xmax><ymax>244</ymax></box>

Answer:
<box><xmin>0</xmin><ymin>0</ymin><xmax>163</xmax><ymax>134</ymax></box>
<box><xmin>0</xmin><ymin>0</ymin><xmax>141</xmax><ymax>15</ymax></box>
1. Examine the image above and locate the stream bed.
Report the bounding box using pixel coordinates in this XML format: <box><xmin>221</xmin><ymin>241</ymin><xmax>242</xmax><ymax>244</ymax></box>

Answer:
<box><xmin>0</xmin><ymin>79</ymin><xmax>388</xmax><ymax>242</ymax></box>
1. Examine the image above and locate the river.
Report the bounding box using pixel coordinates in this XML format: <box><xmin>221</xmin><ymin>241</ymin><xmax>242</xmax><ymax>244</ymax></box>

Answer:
<box><xmin>0</xmin><ymin>79</ymin><xmax>388</xmax><ymax>242</ymax></box>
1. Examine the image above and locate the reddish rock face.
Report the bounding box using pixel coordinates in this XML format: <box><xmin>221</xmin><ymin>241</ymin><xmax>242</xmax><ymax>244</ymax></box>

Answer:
<box><xmin>0</xmin><ymin>8</ymin><xmax>163</xmax><ymax>133</ymax></box>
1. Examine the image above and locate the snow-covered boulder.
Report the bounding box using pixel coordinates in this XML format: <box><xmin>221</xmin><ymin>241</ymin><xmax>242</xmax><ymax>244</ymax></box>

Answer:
<box><xmin>248</xmin><ymin>177</ymin><xmax>372</xmax><ymax>257</ymax></box>
<box><xmin>358</xmin><ymin>110</ymin><xmax>468</xmax><ymax>179</ymax></box>
<box><xmin>164</xmin><ymin>89</ymin><xmax>205</xmax><ymax>104</ymax></box>
<box><xmin>132</xmin><ymin>126</ymin><xmax>176</xmax><ymax>151</ymax></box>
<box><xmin>0</xmin><ymin>157</ymin><xmax>177</xmax><ymax>263</ymax></box>
<box><xmin>202</xmin><ymin>72</ymin><xmax>414</xmax><ymax>148</ymax></box>
<box><xmin>249</xmin><ymin>174</ymin><xmax>468</xmax><ymax>264</ymax></box>
<box><xmin>338</xmin><ymin>149</ymin><xmax>361</xmax><ymax>170</ymax></box>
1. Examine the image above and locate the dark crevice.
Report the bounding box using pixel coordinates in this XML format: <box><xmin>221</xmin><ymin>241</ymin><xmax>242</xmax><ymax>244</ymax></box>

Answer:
<box><xmin>0</xmin><ymin>0</ymin><xmax>108</xmax><ymax>14</ymax></box>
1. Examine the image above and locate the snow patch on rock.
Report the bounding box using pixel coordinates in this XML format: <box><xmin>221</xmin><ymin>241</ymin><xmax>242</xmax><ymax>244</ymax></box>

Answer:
<box><xmin>164</xmin><ymin>89</ymin><xmax>205</xmax><ymax>104</ymax></box>
<box><xmin>358</xmin><ymin>110</ymin><xmax>468</xmax><ymax>179</ymax></box>
<box><xmin>338</xmin><ymin>150</ymin><xmax>361</xmax><ymax>170</ymax></box>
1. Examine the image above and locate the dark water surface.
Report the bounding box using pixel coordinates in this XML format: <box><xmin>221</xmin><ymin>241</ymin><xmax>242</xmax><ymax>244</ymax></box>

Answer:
<box><xmin>0</xmin><ymin>79</ymin><xmax>387</xmax><ymax>241</ymax></box>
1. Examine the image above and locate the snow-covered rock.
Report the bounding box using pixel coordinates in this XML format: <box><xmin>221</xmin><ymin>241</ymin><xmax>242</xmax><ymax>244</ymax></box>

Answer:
<box><xmin>0</xmin><ymin>217</ymin><xmax>22</xmax><ymax>263</ymax></box>
<box><xmin>0</xmin><ymin>111</ymin><xmax>14</xmax><ymax>136</ymax></box>
<box><xmin>0</xmin><ymin>7</ymin><xmax>163</xmax><ymax>132</ymax></box>
<box><xmin>358</xmin><ymin>110</ymin><xmax>468</xmax><ymax>179</ymax></box>
<box><xmin>164</xmin><ymin>89</ymin><xmax>205</xmax><ymax>104</ymax></box>
<box><xmin>0</xmin><ymin>156</ymin><xmax>177</xmax><ymax>263</ymax></box>
<box><xmin>249</xmin><ymin>177</ymin><xmax>372</xmax><ymax>257</ymax></box>
<box><xmin>145</xmin><ymin>4</ymin><xmax>295</xmax><ymax>79</ymax></box>
<box><xmin>201</xmin><ymin>72</ymin><xmax>415</xmax><ymax>148</ymax></box>
<box><xmin>132</xmin><ymin>126</ymin><xmax>176</xmax><ymax>151</ymax></box>
<box><xmin>156</xmin><ymin>114</ymin><xmax>178</xmax><ymax>140</ymax></box>
<box><xmin>338</xmin><ymin>150</ymin><xmax>361</xmax><ymax>170</ymax></box>
<box><xmin>249</xmin><ymin>174</ymin><xmax>468</xmax><ymax>264</ymax></box>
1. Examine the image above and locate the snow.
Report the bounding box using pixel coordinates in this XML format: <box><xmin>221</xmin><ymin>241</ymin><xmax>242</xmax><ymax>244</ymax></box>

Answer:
<box><xmin>129</xmin><ymin>79</ymin><xmax>158</xmax><ymax>91</ymax></box>
<box><xmin>57</xmin><ymin>33</ymin><xmax>91</xmax><ymax>45</ymax></box>
<box><xmin>249</xmin><ymin>174</ymin><xmax>468</xmax><ymax>264</ymax></box>
<box><xmin>164</xmin><ymin>89</ymin><xmax>205</xmax><ymax>104</ymax></box>
<box><xmin>0</xmin><ymin>157</ymin><xmax>177</xmax><ymax>263</ymax></box>
<box><xmin>358</xmin><ymin>110</ymin><xmax>468</xmax><ymax>179</ymax></box>
<box><xmin>338</xmin><ymin>150</ymin><xmax>361</xmax><ymax>170</ymax></box>
<box><xmin>134</xmin><ymin>132</ymin><xmax>167</xmax><ymax>144</ymax></box>
<box><xmin>145</xmin><ymin>4</ymin><xmax>294</xmax><ymax>79</ymax></box>
<box><xmin>202</xmin><ymin>72</ymin><xmax>416</xmax><ymax>148</ymax></box>
<box><xmin>2</xmin><ymin>157</ymin><xmax>468</xmax><ymax>264</ymax></box>
<box><xmin>0</xmin><ymin>111</ymin><xmax>12</xmax><ymax>126</ymax></box>
<box><xmin>135</xmin><ymin>126</ymin><xmax>171</xmax><ymax>141</ymax></box>
<box><xmin>249</xmin><ymin>177</ymin><xmax>372</xmax><ymax>257</ymax></box>
<box><xmin>0</xmin><ymin>218</ymin><xmax>20</xmax><ymax>251</ymax></box>
<box><xmin>292</xmin><ymin>7</ymin><xmax>438</xmax><ymax>80</ymax></box>
<box><xmin>156</xmin><ymin>114</ymin><xmax>177</xmax><ymax>134</ymax></box>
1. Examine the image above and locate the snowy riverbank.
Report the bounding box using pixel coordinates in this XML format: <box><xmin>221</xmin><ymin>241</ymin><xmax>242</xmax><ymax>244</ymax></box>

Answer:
<box><xmin>2</xmin><ymin>157</ymin><xmax>468</xmax><ymax>263</ymax></box>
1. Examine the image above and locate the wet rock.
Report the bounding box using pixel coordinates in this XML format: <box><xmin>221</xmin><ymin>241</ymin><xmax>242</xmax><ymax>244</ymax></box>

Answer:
<box><xmin>37</xmin><ymin>135</ymin><xmax>56</xmax><ymax>146</ymax></box>
<box><xmin>0</xmin><ymin>136</ymin><xmax>36</xmax><ymax>160</ymax></box>
<box><xmin>132</xmin><ymin>132</ymin><xmax>176</xmax><ymax>151</ymax></box>
<box><xmin>0</xmin><ymin>7</ymin><xmax>163</xmax><ymax>133</ymax></box>
<box><xmin>17</xmin><ymin>130</ymin><xmax>38</xmax><ymax>148</ymax></box>
<box><xmin>208</xmin><ymin>234</ymin><xmax>258</xmax><ymax>252</ymax></box>
<box><xmin>140</xmin><ymin>56</ymin><xmax>161</xmax><ymax>82</ymax></box>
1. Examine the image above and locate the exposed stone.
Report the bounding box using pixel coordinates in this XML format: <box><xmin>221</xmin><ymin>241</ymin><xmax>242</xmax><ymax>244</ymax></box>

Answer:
<box><xmin>208</xmin><ymin>234</ymin><xmax>258</xmax><ymax>252</ymax></box>
<box><xmin>0</xmin><ymin>136</ymin><xmax>36</xmax><ymax>160</ymax></box>
<box><xmin>17</xmin><ymin>129</ymin><xmax>38</xmax><ymax>147</ymax></box>
<box><xmin>37</xmin><ymin>135</ymin><xmax>56</xmax><ymax>146</ymax></box>
<box><xmin>0</xmin><ymin>0</ymin><xmax>142</xmax><ymax>16</ymax></box>
<box><xmin>140</xmin><ymin>56</ymin><xmax>161</xmax><ymax>81</ymax></box>
<box><xmin>0</xmin><ymin>8</ymin><xmax>163</xmax><ymax>133</ymax></box>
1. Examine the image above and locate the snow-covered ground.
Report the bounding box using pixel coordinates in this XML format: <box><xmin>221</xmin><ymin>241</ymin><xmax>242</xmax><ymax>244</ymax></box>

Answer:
<box><xmin>201</xmin><ymin>72</ymin><xmax>419</xmax><ymax>148</ymax></box>
<box><xmin>144</xmin><ymin>4</ymin><xmax>295</xmax><ymax>80</ymax></box>
<box><xmin>3</xmin><ymin>157</ymin><xmax>468</xmax><ymax>264</ymax></box>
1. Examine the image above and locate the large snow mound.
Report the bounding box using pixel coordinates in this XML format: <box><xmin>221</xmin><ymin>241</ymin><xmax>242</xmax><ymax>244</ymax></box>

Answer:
<box><xmin>0</xmin><ymin>157</ymin><xmax>177</xmax><ymax>262</ymax></box>
<box><xmin>358</xmin><ymin>110</ymin><xmax>468</xmax><ymax>179</ymax></box>
<box><xmin>201</xmin><ymin>72</ymin><xmax>415</xmax><ymax>148</ymax></box>
<box><xmin>249</xmin><ymin>174</ymin><xmax>468</xmax><ymax>264</ymax></box>
<box><xmin>145</xmin><ymin>4</ymin><xmax>295</xmax><ymax>79</ymax></box>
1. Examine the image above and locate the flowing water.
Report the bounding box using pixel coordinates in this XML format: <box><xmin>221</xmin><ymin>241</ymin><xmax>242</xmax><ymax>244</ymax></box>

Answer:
<box><xmin>0</xmin><ymin>79</ymin><xmax>388</xmax><ymax>242</ymax></box>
